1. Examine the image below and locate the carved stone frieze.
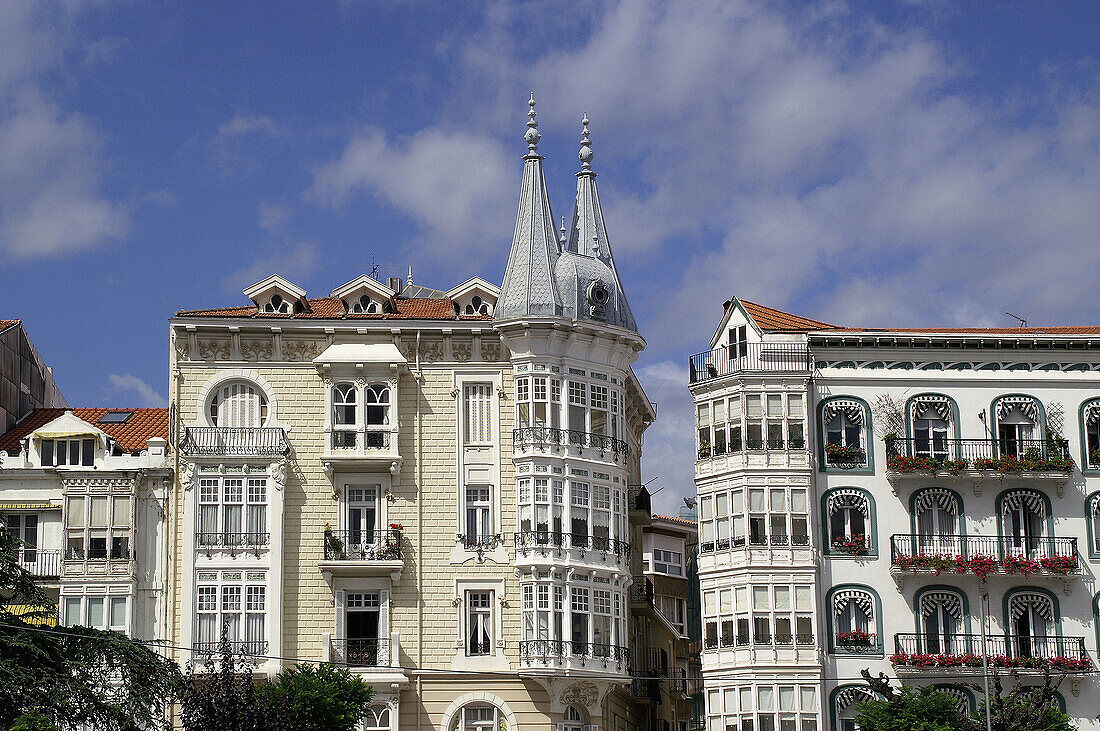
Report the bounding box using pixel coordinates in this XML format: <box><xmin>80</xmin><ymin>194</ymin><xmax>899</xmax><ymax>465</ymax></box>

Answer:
<box><xmin>452</xmin><ymin>341</ymin><xmax>472</xmax><ymax>362</ymax></box>
<box><xmin>240</xmin><ymin>339</ymin><xmax>273</xmax><ymax>362</ymax></box>
<box><xmin>560</xmin><ymin>681</ymin><xmax>600</xmax><ymax>707</ymax></box>
<box><xmin>198</xmin><ymin>339</ymin><xmax>231</xmax><ymax>360</ymax></box>
<box><xmin>284</xmin><ymin>340</ymin><xmax>322</xmax><ymax>362</ymax></box>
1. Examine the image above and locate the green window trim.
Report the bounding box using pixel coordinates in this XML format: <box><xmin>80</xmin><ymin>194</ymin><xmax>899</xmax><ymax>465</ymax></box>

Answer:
<box><xmin>1086</xmin><ymin>494</ymin><xmax>1100</xmax><ymax>560</ymax></box>
<box><xmin>911</xmin><ymin>585</ymin><xmax>974</xmax><ymax>637</ymax></box>
<box><xmin>817</xmin><ymin>395</ymin><xmax>876</xmax><ymax>474</ymax></box>
<box><xmin>903</xmin><ymin>392</ymin><xmax>963</xmax><ymax>442</ymax></box>
<box><xmin>907</xmin><ymin>487</ymin><xmax>965</xmax><ymax>536</ymax></box>
<box><xmin>825</xmin><ymin>583</ymin><xmax>884</xmax><ymax>657</ymax></box>
<box><xmin>821</xmin><ymin>487</ymin><xmax>879</xmax><ymax>558</ymax></box>
<box><xmin>1000</xmin><ymin>586</ymin><xmax>1063</xmax><ymax>637</ymax></box>
<box><xmin>1077</xmin><ymin>398</ymin><xmax>1100</xmax><ymax>475</ymax></box>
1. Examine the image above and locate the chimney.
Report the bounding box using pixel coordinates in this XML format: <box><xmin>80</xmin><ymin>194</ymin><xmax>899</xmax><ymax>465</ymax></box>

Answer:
<box><xmin>387</xmin><ymin>277</ymin><xmax>403</xmax><ymax>295</ymax></box>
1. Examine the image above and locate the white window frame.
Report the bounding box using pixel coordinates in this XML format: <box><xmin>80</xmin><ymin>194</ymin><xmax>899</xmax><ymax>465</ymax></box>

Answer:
<box><xmin>195</xmin><ymin>474</ymin><xmax>268</xmax><ymax>548</ymax></box>
<box><xmin>465</xmin><ymin>590</ymin><xmax>493</xmax><ymax>656</ymax></box>
<box><xmin>39</xmin><ymin>437</ymin><xmax>96</xmax><ymax>467</ymax></box>
<box><xmin>65</xmin><ymin>492</ymin><xmax>132</xmax><ymax>561</ymax></box>
<box><xmin>194</xmin><ymin>570</ymin><xmax>267</xmax><ymax>657</ymax></box>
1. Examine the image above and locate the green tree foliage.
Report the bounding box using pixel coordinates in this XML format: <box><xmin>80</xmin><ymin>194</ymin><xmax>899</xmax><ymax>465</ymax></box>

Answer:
<box><xmin>0</xmin><ymin>513</ymin><xmax>181</xmax><ymax>730</ymax></box>
<box><xmin>858</xmin><ymin>670</ymin><xmax>1075</xmax><ymax>731</ymax></box>
<box><xmin>178</xmin><ymin>634</ymin><xmax>374</xmax><ymax>731</ymax></box>
<box><xmin>8</xmin><ymin>711</ymin><xmax>60</xmax><ymax>731</ymax></box>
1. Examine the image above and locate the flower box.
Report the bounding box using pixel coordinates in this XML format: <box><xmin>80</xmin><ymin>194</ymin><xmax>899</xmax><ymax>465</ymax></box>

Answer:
<box><xmin>825</xmin><ymin>443</ymin><xmax>865</xmax><ymax>465</ymax></box>
<box><xmin>837</xmin><ymin>630</ymin><xmax>873</xmax><ymax>646</ymax></box>
<box><xmin>832</xmin><ymin>535</ymin><xmax>868</xmax><ymax>555</ymax></box>
<box><xmin>1002</xmin><ymin>554</ymin><xmax>1042</xmax><ymax>577</ymax></box>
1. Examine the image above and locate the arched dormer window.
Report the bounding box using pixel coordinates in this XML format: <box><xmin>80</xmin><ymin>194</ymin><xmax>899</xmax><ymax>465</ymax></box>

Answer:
<box><xmin>345</xmin><ymin>295</ymin><xmax>380</xmax><ymax>314</ymax></box>
<box><xmin>208</xmin><ymin>381</ymin><xmax>267</xmax><ymax>427</ymax></box>
<box><xmin>910</xmin><ymin>395</ymin><xmax>952</xmax><ymax>459</ymax></box>
<box><xmin>1008</xmin><ymin>591</ymin><xmax>1054</xmax><ymax>658</ymax></box>
<box><xmin>463</xmin><ymin>295</ymin><xmax>491</xmax><ymax>316</ymax></box>
<box><xmin>263</xmin><ymin>294</ymin><xmax>290</xmax><ymax>314</ymax></box>
<box><xmin>919</xmin><ymin>590</ymin><xmax>964</xmax><ymax>654</ymax></box>
<box><xmin>825</xmin><ymin>488</ymin><xmax>873</xmax><ymax>555</ymax></box>
<box><xmin>1000</xmin><ymin>489</ymin><xmax>1047</xmax><ymax>558</ymax></box>
<box><xmin>821</xmin><ymin>398</ymin><xmax>869</xmax><ymax>467</ymax></box>
<box><xmin>994</xmin><ymin>396</ymin><xmax>1042</xmax><ymax>458</ymax></box>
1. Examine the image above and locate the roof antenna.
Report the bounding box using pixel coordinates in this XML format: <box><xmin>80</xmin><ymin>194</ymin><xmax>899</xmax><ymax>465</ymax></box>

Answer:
<box><xmin>1006</xmin><ymin>312</ymin><xmax>1028</xmax><ymax>327</ymax></box>
<box><xmin>370</xmin><ymin>253</ymin><xmax>380</xmax><ymax>282</ymax></box>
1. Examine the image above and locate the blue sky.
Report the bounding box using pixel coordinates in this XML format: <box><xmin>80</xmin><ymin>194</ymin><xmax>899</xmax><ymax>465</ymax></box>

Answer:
<box><xmin>2</xmin><ymin>1</ymin><xmax>1098</xmax><ymax>513</ymax></box>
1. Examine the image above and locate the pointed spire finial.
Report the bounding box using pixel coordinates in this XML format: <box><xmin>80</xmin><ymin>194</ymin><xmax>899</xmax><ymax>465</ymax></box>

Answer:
<box><xmin>407</xmin><ymin>266</ymin><xmax>413</xmax><ymax>286</ymax></box>
<box><xmin>579</xmin><ymin>113</ymin><xmax>593</xmax><ymax>172</ymax></box>
<box><xmin>525</xmin><ymin>93</ymin><xmax>541</xmax><ymax>154</ymax></box>
<box><xmin>560</xmin><ymin>216</ymin><xmax>567</xmax><ymax>244</ymax></box>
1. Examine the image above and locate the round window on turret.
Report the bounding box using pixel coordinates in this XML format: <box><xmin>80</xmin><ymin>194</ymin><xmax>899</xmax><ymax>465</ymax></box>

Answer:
<box><xmin>587</xmin><ymin>281</ymin><xmax>610</xmax><ymax>306</ymax></box>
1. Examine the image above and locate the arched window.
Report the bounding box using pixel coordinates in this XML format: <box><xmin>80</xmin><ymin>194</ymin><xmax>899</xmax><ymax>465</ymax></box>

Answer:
<box><xmin>464</xmin><ymin>296</ymin><xmax>491</xmax><ymax>316</ymax></box>
<box><xmin>833</xmin><ymin>589</ymin><xmax>875</xmax><ymax>649</ymax></box>
<box><xmin>834</xmin><ymin>686</ymin><xmax>876</xmax><ymax>731</ymax></box>
<box><xmin>823</xmin><ymin>399</ymin><xmax>867</xmax><ymax>466</ymax></box>
<box><xmin>910</xmin><ymin>396</ymin><xmax>952</xmax><ymax>459</ymax></box>
<box><xmin>1089</xmin><ymin>494</ymin><xmax>1100</xmax><ymax>555</ymax></box>
<box><xmin>560</xmin><ymin>705</ymin><xmax>587</xmax><ymax>731</ymax></box>
<box><xmin>1083</xmin><ymin>399</ymin><xmax>1100</xmax><ymax>468</ymax></box>
<box><xmin>1001</xmin><ymin>490</ymin><xmax>1047</xmax><ymax>558</ymax></box>
<box><xmin>913</xmin><ymin>488</ymin><xmax>960</xmax><ymax>555</ymax></box>
<box><xmin>365</xmin><ymin>383</ymin><xmax>391</xmax><ymax>448</ymax></box>
<box><xmin>826</xmin><ymin>489</ymin><xmax>871</xmax><ymax>554</ymax></box>
<box><xmin>919</xmin><ymin>590</ymin><xmax>964</xmax><ymax>654</ymax></box>
<box><xmin>452</xmin><ymin>704</ymin><xmax>507</xmax><ymax>731</ymax></box>
<box><xmin>362</xmin><ymin>705</ymin><xmax>391</xmax><ymax>731</ymax></box>
<box><xmin>208</xmin><ymin>381</ymin><xmax>267</xmax><ymax>427</ymax></box>
<box><xmin>995</xmin><ymin>396</ymin><xmax>1041</xmax><ymax>458</ymax></box>
<box><xmin>332</xmin><ymin>383</ymin><xmax>358</xmax><ymax>448</ymax></box>
<box><xmin>346</xmin><ymin>295</ymin><xmax>380</xmax><ymax>314</ymax></box>
<box><xmin>934</xmin><ymin>686</ymin><xmax>972</xmax><ymax>714</ymax></box>
<box><xmin>263</xmin><ymin>294</ymin><xmax>290</xmax><ymax>314</ymax></box>
<box><xmin>1008</xmin><ymin>592</ymin><xmax>1054</xmax><ymax>658</ymax></box>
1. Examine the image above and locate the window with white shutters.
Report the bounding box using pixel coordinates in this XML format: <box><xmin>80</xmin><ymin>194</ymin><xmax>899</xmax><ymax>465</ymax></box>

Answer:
<box><xmin>464</xmin><ymin>384</ymin><xmax>493</xmax><ymax>444</ymax></box>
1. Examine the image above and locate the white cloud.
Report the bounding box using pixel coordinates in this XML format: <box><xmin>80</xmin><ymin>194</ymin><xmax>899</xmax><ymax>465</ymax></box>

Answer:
<box><xmin>107</xmin><ymin>374</ymin><xmax>167</xmax><ymax>408</ymax></box>
<box><xmin>221</xmin><ymin>239</ymin><xmax>321</xmax><ymax>294</ymax></box>
<box><xmin>307</xmin><ymin>127</ymin><xmax>514</xmax><ymax>267</ymax></box>
<box><xmin>215</xmin><ymin>114</ymin><xmax>279</xmax><ymax>143</ymax></box>
<box><xmin>258</xmin><ymin>201</ymin><xmax>291</xmax><ymax>234</ymax></box>
<box><xmin>0</xmin><ymin>4</ymin><xmax>131</xmax><ymax>260</ymax></box>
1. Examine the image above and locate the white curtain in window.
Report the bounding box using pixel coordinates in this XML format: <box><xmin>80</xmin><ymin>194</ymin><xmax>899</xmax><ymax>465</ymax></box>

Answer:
<box><xmin>464</xmin><ymin>384</ymin><xmax>492</xmax><ymax>443</ymax></box>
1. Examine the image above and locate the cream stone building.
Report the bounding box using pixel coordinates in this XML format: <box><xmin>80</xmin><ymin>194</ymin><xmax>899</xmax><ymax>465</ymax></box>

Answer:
<box><xmin>167</xmin><ymin>99</ymin><xmax>683</xmax><ymax>730</ymax></box>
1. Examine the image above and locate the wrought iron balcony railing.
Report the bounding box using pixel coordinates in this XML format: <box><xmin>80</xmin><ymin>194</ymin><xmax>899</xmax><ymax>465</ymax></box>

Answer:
<box><xmin>627</xmin><ymin>485</ymin><xmax>652</xmax><ymax>515</ymax></box>
<box><xmin>328</xmin><ymin>428</ymin><xmax>394</xmax><ymax>452</ymax></box>
<box><xmin>193</xmin><ymin>640</ymin><xmax>269</xmax><ymax>658</ymax></box>
<box><xmin>195</xmin><ymin>532</ymin><xmax>270</xmax><ymax>548</ymax></box>
<box><xmin>514</xmin><ymin>531</ymin><xmax>631</xmax><ymax>560</ymax></box>
<box><xmin>890</xmin><ymin>534</ymin><xmax>1078</xmax><ymax>570</ymax></box>
<box><xmin>629</xmin><ymin>577</ymin><xmax>654</xmax><ymax>606</ymax></box>
<box><xmin>181</xmin><ymin>427</ymin><xmax>290</xmax><ymax>457</ymax></box>
<box><xmin>892</xmin><ymin>633</ymin><xmax>1091</xmax><ymax>671</ymax></box>
<box><xmin>17</xmin><ymin>548</ymin><xmax>61</xmax><ymax>577</ymax></box>
<box><xmin>331</xmin><ymin>637</ymin><xmax>390</xmax><ymax>667</ymax></box>
<box><xmin>512</xmin><ymin>427</ymin><xmax>630</xmax><ymax>456</ymax></box>
<box><xmin>885</xmin><ymin>437</ymin><xmax>1072</xmax><ymax>466</ymax></box>
<box><xmin>519</xmin><ymin>638</ymin><xmax>630</xmax><ymax>666</ymax></box>
<box><xmin>835</xmin><ymin>632</ymin><xmax>879</xmax><ymax>653</ymax></box>
<box><xmin>689</xmin><ymin>342</ymin><xmax>811</xmax><ymax>384</ymax></box>
<box><xmin>629</xmin><ymin>672</ymin><xmax>663</xmax><ymax>702</ymax></box>
<box><xmin>323</xmin><ymin>529</ymin><xmax>403</xmax><ymax>561</ymax></box>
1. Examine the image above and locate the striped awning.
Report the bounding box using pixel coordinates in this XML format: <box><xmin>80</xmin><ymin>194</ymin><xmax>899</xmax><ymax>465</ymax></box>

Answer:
<box><xmin>824</xmin><ymin>399</ymin><xmax>864</xmax><ymax>425</ymax></box>
<box><xmin>833</xmin><ymin>590</ymin><xmax>873</xmax><ymax>619</ymax></box>
<box><xmin>827</xmin><ymin>489</ymin><xmax>869</xmax><ymax>516</ymax></box>
<box><xmin>2</xmin><ymin>604</ymin><xmax>57</xmax><ymax>626</ymax></box>
<box><xmin>35</xmin><ymin>431</ymin><xmax>98</xmax><ymax>440</ymax></box>
<box><xmin>911</xmin><ymin>395</ymin><xmax>951</xmax><ymax>422</ymax></box>
<box><xmin>914</xmin><ymin>488</ymin><xmax>958</xmax><ymax>515</ymax></box>
<box><xmin>1085</xmin><ymin>402</ymin><xmax>1100</xmax><ymax>425</ymax></box>
<box><xmin>937</xmin><ymin>687</ymin><xmax>971</xmax><ymax>713</ymax></box>
<box><xmin>1010</xmin><ymin>593</ymin><xmax>1053</xmax><ymax>621</ymax></box>
<box><xmin>920</xmin><ymin>592</ymin><xmax>962</xmax><ymax>620</ymax></box>
<box><xmin>1002</xmin><ymin>489</ymin><xmax>1044</xmax><ymax>516</ymax></box>
<box><xmin>835</xmin><ymin>687</ymin><xmax>876</xmax><ymax>711</ymax></box>
<box><xmin>0</xmin><ymin>502</ymin><xmax>62</xmax><ymax>511</ymax></box>
<box><xmin>997</xmin><ymin>396</ymin><xmax>1040</xmax><ymax>423</ymax></box>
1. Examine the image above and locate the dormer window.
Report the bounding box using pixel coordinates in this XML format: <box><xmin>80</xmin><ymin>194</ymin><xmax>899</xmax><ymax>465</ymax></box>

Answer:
<box><xmin>264</xmin><ymin>294</ymin><xmax>290</xmax><ymax>314</ymax></box>
<box><xmin>346</xmin><ymin>295</ymin><xmax>381</xmax><ymax>314</ymax></box>
<box><xmin>447</xmin><ymin>277</ymin><xmax>500</xmax><ymax>318</ymax></box>
<box><xmin>463</xmin><ymin>296</ymin><xmax>491</xmax><ymax>316</ymax></box>
<box><xmin>41</xmin><ymin>438</ymin><xmax>95</xmax><ymax>467</ymax></box>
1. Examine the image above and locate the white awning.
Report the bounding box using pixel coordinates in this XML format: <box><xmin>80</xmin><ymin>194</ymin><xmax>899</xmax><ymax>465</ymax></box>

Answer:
<box><xmin>313</xmin><ymin>343</ymin><xmax>407</xmax><ymax>367</ymax></box>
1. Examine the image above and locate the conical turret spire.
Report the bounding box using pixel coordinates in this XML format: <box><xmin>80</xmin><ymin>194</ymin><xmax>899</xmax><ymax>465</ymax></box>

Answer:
<box><xmin>497</xmin><ymin>95</ymin><xmax>563</xmax><ymax>319</ymax></box>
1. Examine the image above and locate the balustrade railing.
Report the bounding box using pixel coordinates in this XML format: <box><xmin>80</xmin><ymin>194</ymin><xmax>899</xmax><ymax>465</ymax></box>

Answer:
<box><xmin>689</xmin><ymin>342</ymin><xmax>811</xmax><ymax>384</ymax></box>
<box><xmin>17</xmin><ymin>548</ymin><xmax>61</xmax><ymax>577</ymax></box>
<box><xmin>331</xmin><ymin>637</ymin><xmax>390</xmax><ymax>667</ymax></box>
<box><xmin>885</xmin><ymin>437</ymin><xmax>1071</xmax><ymax>466</ymax></box>
<box><xmin>890</xmin><ymin>534</ymin><xmax>1078</xmax><ymax>569</ymax></box>
<box><xmin>512</xmin><ymin>427</ymin><xmax>630</xmax><ymax>456</ymax></box>
<box><xmin>519</xmin><ymin>639</ymin><xmax>630</xmax><ymax>665</ymax></box>
<box><xmin>193</xmin><ymin>640</ymin><xmax>269</xmax><ymax>658</ymax></box>
<box><xmin>195</xmin><ymin>532</ymin><xmax>270</xmax><ymax>548</ymax></box>
<box><xmin>329</xmin><ymin>428</ymin><xmax>393</xmax><ymax>451</ymax></box>
<box><xmin>893</xmin><ymin>633</ymin><xmax>1090</xmax><ymax>669</ymax></box>
<box><xmin>323</xmin><ymin>529</ymin><xmax>403</xmax><ymax>561</ymax></box>
<box><xmin>181</xmin><ymin>427</ymin><xmax>289</xmax><ymax>456</ymax></box>
<box><xmin>514</xmin><ymin>531</ymin><xmax>631</xmax><ymax>560</ymax></box>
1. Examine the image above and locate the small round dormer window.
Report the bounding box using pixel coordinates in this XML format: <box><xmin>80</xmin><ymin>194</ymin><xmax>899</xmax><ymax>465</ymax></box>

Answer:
<box><xmin>264</xmin><ymin>294</ymin><xmax>291</xmax><ymax>314</ymax></box>
<box><xmin>347</xmin><ymin>295</ymin><xmax>380</xmax><ymax>314</ymax></box>
<box><xmin>587</xmin><ymin>281</ymin><xmax>610</xmax><ymax>306</ymax></box>
<box><xmin>464</xmin><ymin>296</ymin><xmax>491</xmax><ymax>316</ymax></box>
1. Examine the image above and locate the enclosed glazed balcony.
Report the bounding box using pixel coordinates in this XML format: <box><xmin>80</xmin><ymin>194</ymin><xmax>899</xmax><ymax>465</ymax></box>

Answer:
<box><xmin>180</xmin><ymin>427</ymin><xmax>289</xmax><ymax>457</ymax></box>
<box><xmin>688</xmin><ymin>342</ymin><xmax>810</xmax><ymax>384</ymax></box>
<box><xmin>514</xmin><ymin>530</ymin><xmax>631</xmax><ymax>568</ymax></box>
<box><xmin>518</xmin><ymin>638</ymin><xmax>630</xmax><ymax>675</ymax></box>
<box><xmin>512</xmin><ymin>426</ymin><xmax>629</xmax><ymax>465</ymax></box>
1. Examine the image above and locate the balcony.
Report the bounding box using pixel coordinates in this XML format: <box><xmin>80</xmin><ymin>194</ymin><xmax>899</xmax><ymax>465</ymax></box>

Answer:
<box><xmin>195</xmin><ymin>532</ymin><xmax>270</xmax><ymax>551</ymax></box>
<box><xmin>63</xmin><ymin>545</ymin><xmax>134</xmax><ymax>578</ymax></box>
<box><xmin>322</xmin><ymin>426</ymin><xmax>399</xmax><ymax>464</ymax></box>
<box><xmin>514</xmin><ymin>531</ymin><xmax>631</xmax><ymax>566</ymax></box>
<box><xmin>700</xmin><ymin>533</ymin><xmax>811</xmax><ymax>554</ymax></box>
<box><xmin>835</xmin><ymin>631</ymin><xmax>879</xmax><ymax>654</ymax></box>
<box><xmin>518</xmin><ymin>639</ymin><xmax>630</xmax><ymax>674</ymax></box>
<box><xmin>630</xmin><ymin>577</ymin><xmax>655</xmax><ymax>608</ymax></box>
<box><xmin>180</xmin><ymin>427</ymin><xmax>289</xmax><ymax>457</ymax></box>
<box><xmin>629</xmin><ymin>673</ymin><xmax>662</xmax><ymax>703</ymax></box>
<box><xmin>193</xmin><ymin>639</ymin><xmax>269</xmax><ymax>659</ymax></box>
<box><xmin>318</xmin><ymin>528</ymin><xmax>403</xmax><ymax>579</ymax></box>
<box><xmin>688</xmin><ymin>342</ymin><xmax>811</xmax><ymax>384</ymax></box>
<box><xmin>628</xmin><ymin>485</ymin><xmax>652</xmax><ymax>525</ymax></box>
<box><xmin>17</xmin><ymin>548</ymin><xmax>62</xmax><ymax>578</ymax></box>
<box><xmin>512</xmin><ymin>427</ymin><xmax>629</xmax><ymax>464</ymax></box>
<box><xmin>892</xmin><ymin>633</ymin><xmax>1092</xmax><ymax>675</ymax></box>
<box><xmin>889</xmin><ymin>534</ymin><xmax>1080</xmax><ymax>591</ymax></box>
<box><xmin>331</xmin><ymin>637</ymin><xmax>391</xmax><ymax>668</ymax></box>
<box><xmin>885</xmin><ymin>437</ymin><xmax>1073</xmax><ymax>493</ymax></box>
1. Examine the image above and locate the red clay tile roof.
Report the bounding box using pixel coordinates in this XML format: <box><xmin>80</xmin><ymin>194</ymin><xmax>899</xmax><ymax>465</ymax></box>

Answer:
<box><xmin>175</xmin><ymin>297</ymin><xmax>492</xmax><ymax>321</ymax></box>
<box><xmin>743</xmin><ymin>300</ymin><xmax>1100</xmax><ymax>336</ymax></box>
<box><xmin>741</xmin><ymin>300</ymin><xmax>834</xmax><ymax>332</ymax></box>
<box><xmin>0</xmin><ymin>408</ymin><xmax>168</xmax><ymax>455</ymax></box>
<box><xmin>652</xmin><ymin>512</ymin><xmax>698</xmax><ymax>527</ymax></box>
<box><xmin>0</xmin><ymin>320</ymin><xmax>21</xmax><ymax>334</ymax></box>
